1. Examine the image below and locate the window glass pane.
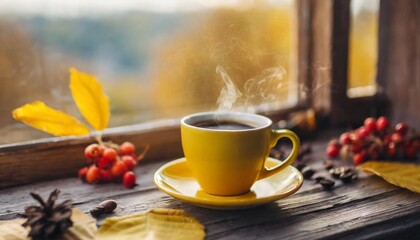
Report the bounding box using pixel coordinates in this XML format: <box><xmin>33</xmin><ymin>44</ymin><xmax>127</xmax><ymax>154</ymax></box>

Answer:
<box><xmin>347</xmin><ymin>0</ymin><xmax>380</xmax><ymax>98</ymax></box>
<box><xmin>0</xmin><ymin>0</ymin><xmax>297</xmax><ymax>144</ymax></box>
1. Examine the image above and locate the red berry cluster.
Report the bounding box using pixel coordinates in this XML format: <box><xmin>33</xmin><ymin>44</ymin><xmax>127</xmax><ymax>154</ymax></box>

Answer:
<box><xmin>326</xmin><ymin>116</ymin><xmax>419</xmax><ymax>165</ymax></box>
<box><xmin>78</xmin><ymin>142</ymin><xmax>145</xmax><ymax>188</ymax></box>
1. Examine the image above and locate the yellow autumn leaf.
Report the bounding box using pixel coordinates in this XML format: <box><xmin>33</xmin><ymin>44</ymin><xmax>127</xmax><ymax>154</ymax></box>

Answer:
<box><xmin>97</xmin><ymin>208</ymin><xmax>205</xmax><ymax>240</ymax></box>
<box><xmin>70</xmin><ymin>67</ymin><xmax>110</xmax><ymax>131</ymax></box>
<box><xmin>358</xmin><ymin>161</ymin><xmax>420</xmax><ymax>193</ymax></box>
<box><xmin>12</xmin><ymin>101</ymin><xmax>90</xmax><ymax>136</ymax></box>
<box><xmin>63</xmin><ymin>208</ymin><xmax>98</xmax><ymax>239</ymax></box>
<box><xmin>0</xmin><ymin>218</ymin><xmax>27</xmax><ymax>240</ymax></box>
<box><xmin>0</xmin><ymin>208</ymin><xmax>97</xmax><ymax>240</ymax></box>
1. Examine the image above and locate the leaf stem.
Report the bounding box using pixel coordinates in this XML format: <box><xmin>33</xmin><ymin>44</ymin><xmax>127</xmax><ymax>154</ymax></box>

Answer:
<box><xmin>137</xmin><ymin>145</ymin><xmax>150</xmax><ymax>161</ymax></box>
<box><xmin>95</xmin><ymin>134</ymin><xmax>104</xmax><ymax>145</ymax></box>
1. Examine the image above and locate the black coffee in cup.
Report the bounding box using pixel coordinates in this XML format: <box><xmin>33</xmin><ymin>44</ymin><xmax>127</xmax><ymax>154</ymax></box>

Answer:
<box><xmin>193</xmin><ymin>120</ymin><xmax>255</xmax><ymax>130</ymax></box>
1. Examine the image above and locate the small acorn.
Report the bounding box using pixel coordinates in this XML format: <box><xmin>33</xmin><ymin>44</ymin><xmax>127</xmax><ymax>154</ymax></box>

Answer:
<box><xmin>89</xmin><ymin>200</ymin><xmax>117</xmax><ymax>218</ymax></box>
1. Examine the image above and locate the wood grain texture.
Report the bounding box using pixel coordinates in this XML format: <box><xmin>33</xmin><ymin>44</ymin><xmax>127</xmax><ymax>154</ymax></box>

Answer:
<box><xmin>309</xmin><ymin>0</ymin><xmax>332</xmax><ymax>113</ymax></box>
<box><xmin>296</xmin><ymin>0</ymin><xmax>312</xmax><ymax>105</ymax></box>
<box><xmin>330</xmin><ymin>0</ymin><xmax>353</xmax><ymax>125</ymax></box>
<box><xmin>296</xmin><ymin>0</ymin><xmax>333</xmax><ymax>112</ymax></box>
<box><xmin>0</xmin><ymin>119</ymin><xmax>184</xmax><ymax>189</ymax></box>
<box><xmin>1</xmin><ymin>130</ymin><xmax>419</xmax><ymax>239</ymax></box>
<box><xmin>377</xmin><ymin>0</ymin><xmax>420</xmax><ymax>130</ymax></box>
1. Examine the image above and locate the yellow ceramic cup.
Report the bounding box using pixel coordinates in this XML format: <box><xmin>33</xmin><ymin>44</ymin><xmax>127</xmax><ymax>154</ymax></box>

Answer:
<box><xmin>181</xmin><ymin>112</ymin><xmax>300</xmax><ymax>196</ymax></box>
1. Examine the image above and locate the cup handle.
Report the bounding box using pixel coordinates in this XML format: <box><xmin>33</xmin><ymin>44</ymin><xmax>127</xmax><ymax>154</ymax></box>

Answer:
<box><xmin>257</xmin><ymin>129</ymin><xmax>300</xmax><ymax>180</ymax></box>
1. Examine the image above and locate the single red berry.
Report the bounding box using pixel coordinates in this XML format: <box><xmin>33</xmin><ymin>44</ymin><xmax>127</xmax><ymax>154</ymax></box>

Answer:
<box><xmin>376</xmin><ymin>116</ymin><xmax>390</xmax><ymax>132</ymax></box>
<box><xmin>123</xmin><ymin>171</ymin><xmax>136</xmax><ymax>188</ymax></box>
<box><xmin>387</xmin><ymin>142</ymin><xmax>397</xmax><ymax>158</ymax></box>
<box><xmin>86</xmin><ymin>165</ymin><xmax>101</xmax><ymax>184</ymax></box>
<box><xmin>111</xmin><ymin>161</ymin><xmax>128</xmax><ymax>177</ymax></box>
<box><xmin>78</xmin><ymin>167</ymin><xmax>88</xmax><ymax>182</ymax></box>
<box><xmin>391</xmin><ymin>133</ymin><xmax>403</xmax><ymax>143</ymax></box>
<box><xmin>356</xmin><ymin>127</ymin><xmax>370</xmax><ymax>140</ymax></box>
<box><xmin>100</xmin><ymin>169</ymin><xmax>113</xmax><ymax>182</ymax></box>
<box><xmin>351</xmin><ymin>143</ymin><xmax>363</xmax><ymax>153</ymax></box>
<box><xmin>328</xmin><ymin>139</ymin><xmax>340</xmax><ymax>147</ymax></box>
<box><xmin>122</xmin><ymin>155</ymin><xmax>137</xmax><ymax>170</ymax></box>
<box><xmin>339</xmin><ymin>132</ymin><xmax>352</xmax><ymax>144</ymax></box>
<box><xmin>353</xmin><ymin>152</ymin><xmax>366</xmax><ymax>165</ymax></box>
<box><xmin>84</xmin><ymin>144</ymin><xmax>103</xmax><ymax>162</ymax></box>
<box><xmin>119</xmin><ymin>142</ymin><xmax>136</xmax><ymax>156</ymax></box>
<box><xmin>383</xmin><ymin>134</ymin><xmax>392</xmax><ymax>144</ymax></box>
<box><xmin>364</xmin><ymin>117</ymin><xmax>377</xmax><ymax>133</ymax></box>
<box><xmin>395</xmin><ymin>122</ymin><xmax>409</xmax><ymax>136</ymax></box>
<box><xmin>103</xmin><ymin>148</ymin><xmax>117</xmax><ymax>161</ymax></box>
<box><xmin>97</xmin><ymin>156</ymin><xmax>115</xmax><ymax>169</ymax></box>
<box><xmin>350</xmin><ymin>132</ymin><xmax>364</xmax><ymax>144</ymax></box>
<box><xmin>326</xmin><ymin>144</ymin><xmax>340</xmax><ymax>158</ymax></box>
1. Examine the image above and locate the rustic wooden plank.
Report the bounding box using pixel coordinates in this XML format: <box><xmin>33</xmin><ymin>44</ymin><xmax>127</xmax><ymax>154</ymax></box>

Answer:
<box><xmin>1</xmin><ymin>131</ymin><xmax>419</xmax><ymax>239</ymax></box>
<box><xmin>0</xmin><ymin>161</ymin><xmax>163</xmax><ymax>216</ymax></box>
<box><xmin>296</xmin><ymin>0</ymin><xmax>336</xmax><ymax>114</ymax></box>
<box><xmin>309</xmin><ymin>0</ymin><xmax>333</xmax><ymax>112</ymax></box>
<box><xmin>330</xmin><ymin>0</ymin><xmax>352</xmax><ymax>126</ymax></box>
<box><xmin>2</xmin><ymin>166</ymin><xmax>419</xmax><ymax>239</ymax></box>
<box><xmin>377</xmin><ymin>0</ymin><xmax>420</xmax><ymax>130</ymax></box>
<box><xmin>296</xmin><ymin>0</ymin><xmax>312</xmax><ymax>105</ymax></box>
<box><xmin>0</xmin><ymin>119</ymin><xmax>184</xmax><ymax>189</ymax></box>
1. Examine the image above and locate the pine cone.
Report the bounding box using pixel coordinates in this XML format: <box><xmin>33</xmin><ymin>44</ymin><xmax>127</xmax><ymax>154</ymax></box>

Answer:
<box><xmin>22</xmin><ymin>189</ymin><xmax>73</xmax><ymax>239</ymax></box>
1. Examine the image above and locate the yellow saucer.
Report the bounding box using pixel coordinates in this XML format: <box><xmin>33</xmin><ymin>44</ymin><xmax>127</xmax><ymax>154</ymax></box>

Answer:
<box><xmin>154</xmin><ymin>158</ymin><xmax>304</xmax><ymax>210</ymax></box>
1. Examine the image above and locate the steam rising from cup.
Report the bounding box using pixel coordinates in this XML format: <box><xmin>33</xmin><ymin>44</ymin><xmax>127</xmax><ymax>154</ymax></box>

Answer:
<box><xmin>216</xmin><ymin>65</ymin><xmax>243</xmax><ymax>111</ymax></box>
<box><xmin>216</xmin><ymin>65</ymin><xmax>286</xmax><ymax>112</ymax></box>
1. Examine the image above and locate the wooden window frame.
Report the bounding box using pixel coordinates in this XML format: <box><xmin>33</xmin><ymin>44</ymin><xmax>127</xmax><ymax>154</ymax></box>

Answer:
<box><xmin>328</xmin><ymin>0</ymin><xmax>419</xmax><ymax>128</ymax></box>
<box><xmin>298</xmin><ymin>0</ymin><xmax>387</xmax><ymax>127</ymax></box>
<box><xmin>329</xmin><ymin>0</ymin><xmax>387</xmax><ymax>126</ymax></box>
<box><xmin>376</xmin><ymin>0</ymin><xmax>420</xmax><ymax>128</ymax></box>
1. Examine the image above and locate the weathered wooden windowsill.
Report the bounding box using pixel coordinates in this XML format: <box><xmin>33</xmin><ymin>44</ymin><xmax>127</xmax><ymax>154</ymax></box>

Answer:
<box><xmin>0</xmin><ymin>119</ymin><xmax>183</xmax><ymax>188</ymax></box>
